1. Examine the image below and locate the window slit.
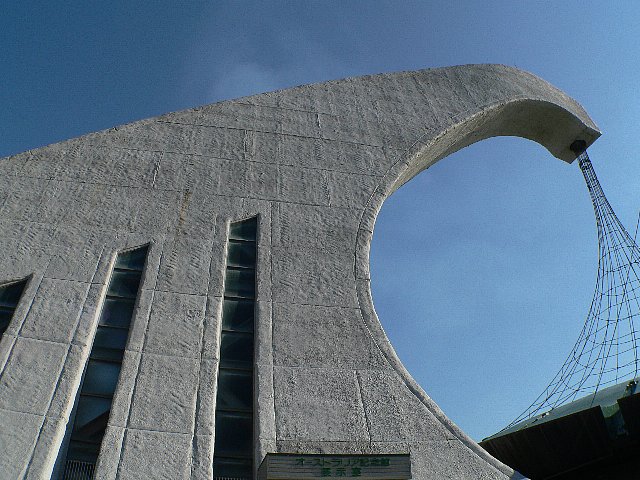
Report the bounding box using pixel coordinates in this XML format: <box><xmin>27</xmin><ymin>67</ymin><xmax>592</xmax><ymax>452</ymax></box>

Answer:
<box><xmin>0</xmin><ymin>278</ymin><xmax>28</xmax><ymax>337</ymax></box>
<box><xmin>61</xmin><ymin>245</ymin><xmax>148</xmax><ymax>479</ymax></box>
<box><xmin>213</xmin><ymin>217</ymin><xmax>257</xmax><ymax>480</ymax></box>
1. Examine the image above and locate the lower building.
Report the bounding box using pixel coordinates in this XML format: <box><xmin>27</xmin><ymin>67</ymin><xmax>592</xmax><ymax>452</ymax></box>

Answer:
<box><xmin>481</xmin><ymin>379</ymin><xmax>640</xmax><ymax>479</ymax></box>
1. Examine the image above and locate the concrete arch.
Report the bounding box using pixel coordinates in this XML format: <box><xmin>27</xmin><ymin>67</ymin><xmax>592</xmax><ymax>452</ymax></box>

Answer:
<box><xmin>0</xmin><ymin>64</ymin><xmax>601</xmax><ymax>479</ymax></box>
<box><xmin>354</xmin><ymin>71</ymin><xmax>600</xmax><ymax>477</ymax></box>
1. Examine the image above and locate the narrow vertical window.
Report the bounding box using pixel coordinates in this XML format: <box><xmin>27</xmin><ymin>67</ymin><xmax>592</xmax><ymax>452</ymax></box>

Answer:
<box><xmin>62</xmin><ymin>246</ymin><xmax>148</xmax><ymax>479</ymax></box>
<box><xmin>0</xmin><ymin>278</ymin><xmax>28</xmax><ymax>336</ymax></box>
<box><xmin>213</xmin><ymin>217</ymin><xmax>257</xmax><ymax>480</ymax></box>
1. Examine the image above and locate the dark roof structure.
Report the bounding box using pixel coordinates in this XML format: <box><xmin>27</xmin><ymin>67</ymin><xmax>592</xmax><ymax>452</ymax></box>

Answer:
<box><xmin>481</xmin><ymin>379</ymin><xmax>640</xmax><ymax>479</ymax></box>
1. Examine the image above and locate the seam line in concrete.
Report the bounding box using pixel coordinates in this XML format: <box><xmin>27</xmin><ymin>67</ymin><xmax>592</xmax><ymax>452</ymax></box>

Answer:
<box><xmin>154</xmin><ymin>119</ymin><xmax>395</xmax><ymax>150</ymax></box>
<box><xmin>23</xmin><ymin>260</ymin><xmax>97</xmax><ymax>477</ymax></box>
<box><xmin>354</xmin><ymin>371</ymin><xmax>373</xmax><ymax>445</ymax></box>
<box><xmin>0</xmin><ymin>407</ymin><xmax>46</xmax><ymax>418</ymax></box>
<box><xmin>189</xmin><ymin>211</ymin><xmax>219</xmax><ymax>480</ymax></box>
<box><xmin>85</xmin><ymin>140</ymin><xmax>387</xmax><ymax>177</ymax></box>
<box><xmin>116</xmin><ymin>241</ymin><xmax>163</xmax><ymax>477</ymax></box>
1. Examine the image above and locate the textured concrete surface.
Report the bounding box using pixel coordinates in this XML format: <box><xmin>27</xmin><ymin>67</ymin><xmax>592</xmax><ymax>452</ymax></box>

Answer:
<box><xmin>0</xmin><ymin>64</ymin><xmax>599</xmax><ymax>479</ymax></box>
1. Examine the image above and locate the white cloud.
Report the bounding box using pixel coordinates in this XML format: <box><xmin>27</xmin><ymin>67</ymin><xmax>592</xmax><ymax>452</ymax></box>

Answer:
<box><xmin>206</xmin><ymin>62</ymin><xmax>282</xmax><ymax>102</ymax></box>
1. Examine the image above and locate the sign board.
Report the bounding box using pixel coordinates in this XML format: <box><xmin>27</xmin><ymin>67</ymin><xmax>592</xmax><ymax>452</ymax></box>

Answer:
<box><xmin>258</xmin><ymin>453</ymin><xmax>411</xmax><ymax>479</ymax></box>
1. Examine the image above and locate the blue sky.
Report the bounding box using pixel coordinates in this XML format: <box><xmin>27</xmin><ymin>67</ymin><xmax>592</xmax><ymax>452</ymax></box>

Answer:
<box><xmin>3</xmin><ymin>1</ymin><xmax>640</xmax><ymax>440</ymax></box>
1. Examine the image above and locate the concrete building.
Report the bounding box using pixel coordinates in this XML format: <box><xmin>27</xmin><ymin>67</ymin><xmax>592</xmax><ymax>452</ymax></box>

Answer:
<box><xmin>0</xmin><ymin>64</ymin><xmax>599</xmax><ymax>479</ymax></box>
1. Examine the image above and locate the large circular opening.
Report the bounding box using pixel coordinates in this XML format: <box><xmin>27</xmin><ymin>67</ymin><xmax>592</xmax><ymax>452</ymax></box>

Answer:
<box><xmin>370</xmin><ymin>136</ymin><xmax>596</xmax><ymax>441</ymax></box>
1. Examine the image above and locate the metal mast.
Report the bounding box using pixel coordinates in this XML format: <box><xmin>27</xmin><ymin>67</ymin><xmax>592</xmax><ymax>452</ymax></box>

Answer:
<box><xmin>509</xmin><ymin>147</ymin><xmax>640</xmax><ymax>427</ymax></box>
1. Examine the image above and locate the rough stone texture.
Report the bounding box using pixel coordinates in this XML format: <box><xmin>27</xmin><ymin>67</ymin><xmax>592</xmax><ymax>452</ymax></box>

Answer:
<box><xmin>128</xmin><ymin>353</ymin><xmax>200</xmax><ymax>434</ymax></box>
<box><xmin>0</xmin><ymin>409</ymin><xmax>43</xmax><ymax>479</ymax></box>
<box><xmin>0</xmin><ymin>337</ymin><xmax>68</xmax><ymax>415</ymax></box>
<box><xmin>116</xmin><ymin>429</ymin><xmax>192</xmax><ymax>480</ymax></box>
<box><xmin>19</xmin><ymin>278</ymin><xmax>90</xmax><ymax>344</ymax></box>
<box><xmin>272</xmin><ymin>303</ymin><xmax>387</xmax><ymax>369</ymax></box>
<box><xmin>273</xmin><ymin>367</ymin><xmax>370</xmax><ymax>442</ymax></box>
<box><xmin>143</xmin><ymin>291</ymin><xmax>207</xmax><ymax>358</ymax></box>
<box><xmin>0</xmin><ymin>64</ymin><xmax>600</xmax><ymax>479</ymax></box>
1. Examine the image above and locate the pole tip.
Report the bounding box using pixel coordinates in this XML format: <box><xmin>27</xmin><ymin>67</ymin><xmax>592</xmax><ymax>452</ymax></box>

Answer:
<box><xmin>570</xmin><ymin>140</ymin><xmax>587</xmax><ymax>154</ymax></box>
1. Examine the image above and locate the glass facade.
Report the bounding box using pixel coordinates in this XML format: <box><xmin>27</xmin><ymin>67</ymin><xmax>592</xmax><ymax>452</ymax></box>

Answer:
<box><xmin>213</xmin><ymin>217</ymin><xmax>257</xmax><ymax>480</ymax></box>
<box><xmin>62</xmin><ymin>246</ymin><xmax>148</xmax><ymax>479</ymax></box>
<box><xmin>0</xmin><ymin>278</ymin><xmax>28</xmax><ymax>337</ymax></box>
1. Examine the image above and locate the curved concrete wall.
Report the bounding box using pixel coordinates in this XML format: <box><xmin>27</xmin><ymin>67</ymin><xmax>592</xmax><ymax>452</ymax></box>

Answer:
<box><xmin>0</xmin><ymin>64</ymin><xmax>599</xmax><ymax>479</ymax></box>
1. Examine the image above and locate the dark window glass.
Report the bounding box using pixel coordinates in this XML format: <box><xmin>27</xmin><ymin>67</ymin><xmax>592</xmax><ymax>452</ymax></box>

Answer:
<box><xmin>214</xmin><ymin>219</ymin><xmax>256</xmax><ymax>476</ymax></box>
<box><xmin>66</xmin><ymin>444</ymin><xmax>99</xmax><ymax>465</ymax></box>
<box><xmin>213</xmin><ymin>411</ymin><xmax>253</xmax><ymax>457</ymax></box>
<box><xmin>227</xmin><ymin>240</ymin><xmax>256</xmax><ymax>268</ymax></box>
<box><xmin>222</xmin><ymin>299</ymin><xmax>254</xmax><ymax>333</ymax></box>
<box><xmin>0</xmin><ymin>279</ymin><xmax>27</xmax><ymax>337</ymax></box>
<box><xmin>0</xmin><ymin>279</ymin><xmax>27</xmax><ymax>308</ymax></box>
<box><xmin>216</xmin><ymin>370</ymin><xmax>253</xmax><ymax>411</ymax></box>
<box><xmin>99</xmin><ymin>298</ymin><xmax>135</xmax><ymax>328</ymax></box>
<box><xmin>90</xmin><ymin>347</ymin><xmax>124</xmax><ymax>363</ymax></box>
<box><xmin>220</xmin><ymin>332</ymin><xmax>254</xmax><ymax>370</ymax></box>
<box><xmin>72</xmin><ymin>396</ymin><xmax>111</xmax><ymax>440</ymax></box>
<box><xmin>0</xmin><ymin>309</ymin><xmax>13</xmax><ymax>333</ymax></box>
<box><xmin>93</xmin><ymin>327</ymin><xmax>128</xmax><ymax>351</ymax></box>
<box><xmin>229</xmin><ymin>218</ymin><xmax>257</xmax><ymax>241</ymax></box>
<box><xmin>65</xmin><ymin>440</ymin><xmax>100</xmax><ymax>463</ymax></box>
<box><xmin>91</xmin><ymin>328</ymin><xmax>128</xmax><ymax>362</ymax></box>
<box><xmin>63</xmin><ymin>245</ymin><xmax>148</xmax><ymax>478</ymax></box>
<box><xmin>80</xmin><ymin>360</ymin><xmax>121</xmax><ymax>397</ymax></box>
<box><xmin>115</xmin><ymin>248</ymin><xmax>148</xmax><ymax>271</ymax></box>
<box><xmin>213</xmin><ymin>457</ymin><xmax>253</xmax><ymax>479</ymax></box>
<box><xmin>224</xmin><ymin>268</ymin><xmax>255</xmax><ymax>299</ymax></box>
<box><xmin>107</xmin><ymin>271</ymin><xmax>143</xmax><ymax>299</ymax></box>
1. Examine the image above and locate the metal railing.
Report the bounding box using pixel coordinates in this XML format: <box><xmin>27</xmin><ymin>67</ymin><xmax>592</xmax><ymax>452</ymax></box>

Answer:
<box><xmin>63</xmin><ymin>460</ymin><xmax>95</xmax><ymax>480</ymax></box>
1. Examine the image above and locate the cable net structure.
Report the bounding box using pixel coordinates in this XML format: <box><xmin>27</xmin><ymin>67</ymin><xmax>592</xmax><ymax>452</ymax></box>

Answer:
<box><xmin>508</xmin><ymin>150</ymin><xmax>640</xmax><ymax>428</ymax></box>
